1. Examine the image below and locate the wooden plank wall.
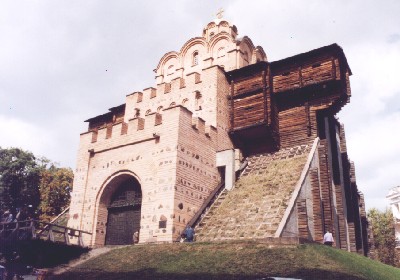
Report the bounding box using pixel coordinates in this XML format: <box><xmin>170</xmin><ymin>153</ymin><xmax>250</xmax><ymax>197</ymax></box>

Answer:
<box><xmin>232</xmin><ymin>75</ymin><xmax>263</xmax><ymax>97</ymax></box>
<box><xmin>278</xmin><ymin>107</ymin><xmax>309</xmax><ymax>148</ymax></box>
<box><xmin>233</xmin><ymin>93</ymin><xmax>265</xmax><ymax>128</ymax></box>
<box><xmin>272</xmin><ymin>56</ymin><xmax>341</xmax><ymax>93</ymax></box>
<box><xmin>301</xmin><ymin>60</ymin><xmax>336</xmax><ymax>86</ymax></box>
<box><xmin>89</xmin><ymin>118</ymin><xmax>109</xmax><ymax>131</ymax></box>
<box><xmin>267</xmin><ymin>67</ymin><xmax>280</xmax><ymax>146</ymax></box>
<box><xmin>270</xmin><ymin>99</ymin><xmax>280</xmax><ymax>146</ymax></box>
<box><xmin>231</xmin><ymin>71</ymin><xmax>271</xmax><ymax>131</ymax></box>
<box><xmin>273</xmin><ymin>68</ymin><xmax>300</xmax><ymax>92</ymax></box>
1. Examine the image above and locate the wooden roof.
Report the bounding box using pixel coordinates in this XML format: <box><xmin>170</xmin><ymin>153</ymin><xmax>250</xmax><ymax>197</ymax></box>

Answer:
<box><xmin>270</xmin><ymin>43</ymin><xmax>352</xmax><ymax>75</ymax></box>
<box><xmin>85</xmin><ymin>104</ymin><xmax>125</xmax><ymax>123</ymax></box>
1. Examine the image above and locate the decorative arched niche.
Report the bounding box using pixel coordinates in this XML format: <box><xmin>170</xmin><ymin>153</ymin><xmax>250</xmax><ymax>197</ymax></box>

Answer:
<box><xmin>237</xmin><ymin>36</ymin><xmax>256</xmax><ymax>68</ymax></box>
<box><xmin>155</xmin><ymin>51</ymin><xmax>179</xmax><ymax>83</ymax></box>
<box><xmin>210</xmin><ymin>34</ymin><xmax>232</xmax><ymax>69</ymax></box>
<box><xmin>192</xmin><ymin>51</ymin><xmax>199</xmax><ymax>66</ymax></box>
<box><xmin>180</xmin><ymin>37</ymin><xmax>207</xmax><ymax>73</ymax></box>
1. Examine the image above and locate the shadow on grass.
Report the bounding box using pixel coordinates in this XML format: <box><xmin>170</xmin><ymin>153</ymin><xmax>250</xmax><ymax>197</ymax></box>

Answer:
<box><xmin>1</xmin><ymin>239</ymin><xmax>89</xmax><ymax>268</ymax></box>
<box><xmin>50</xmin><ymin>268</ymin><xmax>366</xmax><ymax>280</ymax></box>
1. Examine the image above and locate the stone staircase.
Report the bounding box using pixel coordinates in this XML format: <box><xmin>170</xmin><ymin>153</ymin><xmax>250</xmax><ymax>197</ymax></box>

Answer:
<box><xmin>195</xmin><ymin>144</ymin><xmax>311</xmax><ymax>241</ymax></box>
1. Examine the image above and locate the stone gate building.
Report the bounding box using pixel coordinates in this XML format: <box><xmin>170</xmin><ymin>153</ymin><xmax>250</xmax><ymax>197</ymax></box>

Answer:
<box><xmin>387</xmin><ymin>186</ymin><xmax>400</xmax><ymax>248</ymax></box>
<box><xmin>67</xmin><ymin>16</ymin><xmax>368</xmax><ymax>254</ymax></box>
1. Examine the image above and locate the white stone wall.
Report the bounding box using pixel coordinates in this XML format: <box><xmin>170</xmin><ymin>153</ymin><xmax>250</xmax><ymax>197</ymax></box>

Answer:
<box><xmin>387</xmin><ymin>186</ymin><xmax>400</xmax><ymax>247</ymax></box>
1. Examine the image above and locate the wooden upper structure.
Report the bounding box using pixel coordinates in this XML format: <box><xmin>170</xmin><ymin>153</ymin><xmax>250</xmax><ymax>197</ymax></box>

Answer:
<box><xmin>227</xmin><ymin>43</ymin><xmax>352</xmax><ymax>155</ymax></box>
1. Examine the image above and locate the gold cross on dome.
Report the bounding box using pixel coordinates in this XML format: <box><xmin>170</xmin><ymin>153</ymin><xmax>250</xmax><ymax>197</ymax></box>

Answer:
<box><xmin>216</xmin><ymin>8</ymin><xmax>224</xmax><ymax>19</ymax></box>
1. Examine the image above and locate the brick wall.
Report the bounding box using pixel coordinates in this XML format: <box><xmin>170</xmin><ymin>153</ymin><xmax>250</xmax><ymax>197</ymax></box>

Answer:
<box><xmin>310</xmin><ymin>167</ymin><xmax>324</xmax><ymax>243</ymax></box>
<box><xmin>173</xmin><ymin>107</ymin><xmax>219</xmax><ymax>239</ymax></box>
<box><xmin>318</xmin><ymin>140</ymin><xmax>333</xmax><ymax>233</ymax></box>
<box><xmin>297</xmin><ymin>199</ymin><xmax>309</xmax><ymax>239</ymax></box>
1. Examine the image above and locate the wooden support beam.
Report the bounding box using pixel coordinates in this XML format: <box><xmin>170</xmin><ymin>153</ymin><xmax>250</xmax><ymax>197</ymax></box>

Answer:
<box><xmin>47</xmin><ymin>225</ymin><xmax>54</xmax><ymax>242</ymax></box>
<box><xmin>64</xmin><ymin>228</ymin><xmax>70</xmax><ymax>245</ymax></box>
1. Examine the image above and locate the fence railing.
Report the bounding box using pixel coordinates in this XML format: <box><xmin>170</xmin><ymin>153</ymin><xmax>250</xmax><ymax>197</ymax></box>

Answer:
<box><xmin>0</xmin><ymin>220</ymin><xmax>91</xmax><ymax>247</ymax></box>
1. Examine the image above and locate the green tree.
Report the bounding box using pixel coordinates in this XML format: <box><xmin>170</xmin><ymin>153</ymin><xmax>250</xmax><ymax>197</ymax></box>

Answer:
<box><xmin>38</xmin><ymin>165</ymin><xmax>73</xmax><ymax>222</ymax></box>
<box><xmin>0</xmin><ymin>147</ymin><xmax>45</xmax><ymax>214</ymax></box>
<box><xmin>368</xmin><ymin>208</ymin><xmax>396</xmax><ymax>266</ymax></box>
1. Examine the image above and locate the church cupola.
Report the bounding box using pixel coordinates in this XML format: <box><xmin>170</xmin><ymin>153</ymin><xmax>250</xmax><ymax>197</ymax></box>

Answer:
<box><xmin>154</xmin><ymin>11</ymin><xmax>267</xmax><ymax>84</ymax></box>
<box><xmin>202</xmin><ymin>9</ymin><xmax>238</xmax><ymax>42</ymax></box>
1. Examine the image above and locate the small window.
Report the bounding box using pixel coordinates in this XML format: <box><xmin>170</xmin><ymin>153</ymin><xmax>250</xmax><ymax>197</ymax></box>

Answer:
<box><xmin>167</xmin><ymin>65</ymin><xmax>174</xmax><ymax>75</ymax></box>
<box><xmin>134</xmin><ymin>108</ymin><xmax>140</xmax><ymax>117</ymax></box>
<box><xmin>145</xmin><ymin>109</ymin><xmax>151</xmax><ymax>116</ymax></box>
<box><xmin>159</xmin><ymin>220</ymin><xmax>167</xmax><ymax>228</ymax></box>
<box><xmin>217</xmin><ymin>47</ymin><xmax>225</xmax><ymax>58</ymax></box>
<box><xmin>193</xmin><ymin>51</ymin><xmax>199</xmax><ymax>66</ymax></box>
<box><xmin>243</xmin><ymin>51</ymin><xmax>249</xmax><ymax>63</ymax></box>
<box><xmin>195</xmin><ymin>91</ymin><xmax>202</xmax><ymax>111</ymax></box>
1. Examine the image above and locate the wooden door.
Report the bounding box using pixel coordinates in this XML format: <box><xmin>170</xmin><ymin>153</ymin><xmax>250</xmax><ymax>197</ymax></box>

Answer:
<box><xmin>105</xmin><ymin>178</ymin><xmax>142</xmax><ymax>245</ymax></box>
<box><xmin>105</xmin><ymin>206</ymin><xmax>140</xmax><ymax>245</ymax></box>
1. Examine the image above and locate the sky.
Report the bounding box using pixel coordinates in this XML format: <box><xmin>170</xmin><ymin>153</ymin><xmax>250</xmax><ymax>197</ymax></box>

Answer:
<box><xmin>1</xmin><ymin>0</ymin><xmax>399</xmax><ymax>211</ymax></box>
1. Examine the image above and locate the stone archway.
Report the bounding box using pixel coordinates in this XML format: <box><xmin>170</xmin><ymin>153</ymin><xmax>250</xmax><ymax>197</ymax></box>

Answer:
<box><xmin>97</xmin><ymin>174</ymin><xmax>142</xmax><ymax>246</ymax></box>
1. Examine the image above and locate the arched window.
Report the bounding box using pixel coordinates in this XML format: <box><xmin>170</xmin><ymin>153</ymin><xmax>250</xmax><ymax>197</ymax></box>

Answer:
<box><xmin>167</xmin><ymin>65</ymin><xmax>174</xmax><ymax>75</ymax></box>
<box><xmin>217</xmin><ymin>47</ymin><xmax>225</xmax><ymax>58</ymax></box>
<box><xmin>155</xmin><ymin>107</ymin><xmax>163</xmax><ymax>125</ymax></box>
<box><xmin>193</xmin><ymin>51</ymin><xmax>199</xmax><ymax>66</ymax></box>
<box><xmin>169</xmin><ymin>102</ymin><xmax>176</xmax><ymax>107</ymax></box>
<box><xmin>182</xmin><ymin>98</ymin><xmax>189</xmax><ymax>107</ymax></box>
<box><xmin>145</xmin><ymin>109</ymin><xmax>151</xmax><ymax>116</ymax></box>
<box><xmin>243</xmin><ymin>51</ymin><xmax>249</xmax><ymax>63</ymax></box>
<box><xmin>195</xmin><ymin>91</ymin><xmax>202</xmax><ymax>111</ymax></box>
<box><xmin>134</xmin><ymin>108</ymin><xmax>140</xmax><ymax>118</ymax></box>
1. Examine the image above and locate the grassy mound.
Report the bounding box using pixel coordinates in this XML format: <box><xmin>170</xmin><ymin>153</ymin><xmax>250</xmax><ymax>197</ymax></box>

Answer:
<box><xmin>49</xmin><ymin>241</ymin><xmax>400</xmax><ymax>280</ymax></box>
<box><xmin>197</xmin><ymin>155</ymin><xmax>307</xmax><ymax>241</ymax></box>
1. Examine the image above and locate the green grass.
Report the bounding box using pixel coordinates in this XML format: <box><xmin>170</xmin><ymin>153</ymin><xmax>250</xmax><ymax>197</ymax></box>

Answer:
<box><xmin>49</xmin><ymin>241</ymin><xmax>400</xmax><ymax>280</ymax></box>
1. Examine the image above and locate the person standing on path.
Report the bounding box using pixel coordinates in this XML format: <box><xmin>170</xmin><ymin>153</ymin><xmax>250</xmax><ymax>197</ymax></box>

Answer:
<box><xmin>323</xmin><ymin>230</ymin><xmax>334</xmax><ymax>246</ymax></box>
<box><xmin>184</xmin><ymin>225</ymin><xmax>195</xmax><ymax>242</ymax></box>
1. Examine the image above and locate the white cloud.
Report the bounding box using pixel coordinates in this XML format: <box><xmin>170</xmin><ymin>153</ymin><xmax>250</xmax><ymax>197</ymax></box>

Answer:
<box><xmin>0</xmin><ymin>115</ymin><xmax>53</xmax><ymax>157</ymax></box>
<box><xmin>344</xmin><ymin>111</ymin><xmax>400</xmax><ymax>210</ymax></box>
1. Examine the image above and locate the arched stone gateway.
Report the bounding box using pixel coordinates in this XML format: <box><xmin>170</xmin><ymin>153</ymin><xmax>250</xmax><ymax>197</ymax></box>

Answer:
<box><xmin>97</xmin><ymin>174</ymin><xmax>142</xmax><ymax>246</ymax></box>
